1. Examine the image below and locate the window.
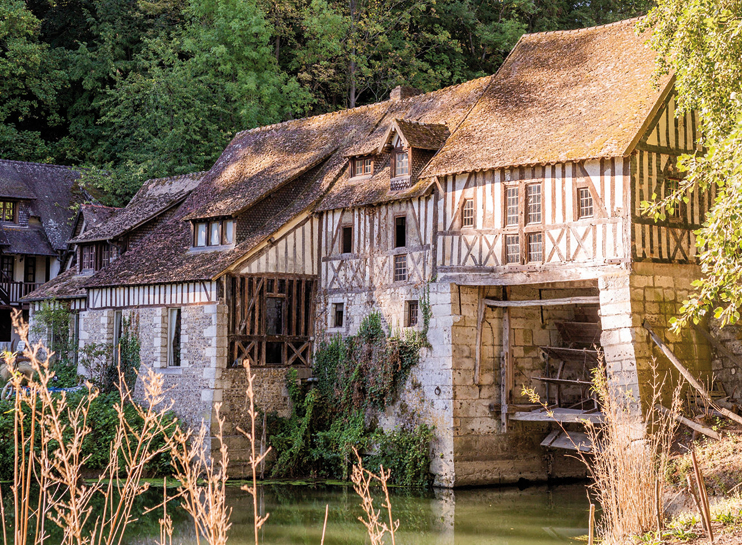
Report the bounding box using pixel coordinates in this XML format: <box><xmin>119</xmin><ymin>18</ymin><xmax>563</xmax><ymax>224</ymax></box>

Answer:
<box><xmin>462</xmin><ymin>199</ymin><xmax>474</xmax><ymax>227</ymax></box>
<box><xmin>210</xmin><ymin>222</ymin><xmax>221</xmax><ymax>246</ymax></box>
<box><xmin>24</xmin><ymin>257</ymin><xmax>36</xmax><ymax>283</ymax></box>
<box><xmin>113</xmin><ymin>310</ymin><xmax>123</xmax><ymax>365</ymax></box>
<box><xmin>506</xmin><ymin>187</ymin><xmax>519</xmax><ymax>226</ymax></box>
<box><xmin>505</xmin><ymin>234</ymin><xmax>520</xmax><ymax>264</ymax></box>
<box><xmin>0</xmin><ymin>201</ymin><xmax>15</xmax><ymax>223</ymax></box>
<box><xmin>665</xmin><ymin>179</ymin><xmax>682</xmax><ymax>219</ymax></box>
<box><xmin>333</xmin><ymin>302</ymin><xmax>344</xmax><ymax>328</ymax></box>
<box><xmin>342</xmin><ymin>226</ymin><xmax>353</xmax><ymax>254</ymax></box>
<box><xmin>82</xmin><ymin>245</ymin><xmax>95</xmax><ymax>271</ymax></box>
<box><xmin>266</xmin><ymin>297</ymin><xmax>284</xmax><ymax>335</ymax></box>
<box><xmin>395</xmin><ymin>216</ymin><xmax>407</xmax><ymax>248</ymax></box>
<box><xmin>394</xmin><ymin>254</ymin><xmax>407</xmax><ymax>281</ymax></box>
<box><xmin>578</xmin><ymin>187</ymin><xmax>594</xmax><ymax>218</ymax></box>
<box><xmin>406</xmin><ymin>300</ymin><xmax>419</xmax><ymax>327</ymax></box>
<box><xmin>1</xmin><ymin>256</ymin><xmax>13</xmax><ymax>280</ymax></box>
<box><xmin>223</xmin><ymin>220</ymin><xmax>235</xmax><ymax>244</ymax></box>
<box><xmin>195</xmin><ymin>223</ymin><xmax>207</xmax><ymax>247</ymax></box>
<box><xmin>167</xmin><ymin>308</ymin><xmax>181</xmax><ymax>367</ymax></box>
<box><xmin>526</xmin><ymin>184</ymin><xmax>542</xmax><ymax>224</ymax></box>
<box><xmin>353</xmin><ymin>157</ymin><xmax>373</xmax><ymax>177</ymax></box>
<box><xmin>527</xmin><ymin>233</ymin><xmax>543</xmax><ymax>263</ymax></box>
<box><xmin>193</xmin><ymin>219</ymin><xmax>235</xmax><ymax>247</ymax></box>
<box><xmin>394</xmin><ymin>151</ymin><xmax>409</xmax><ymax>177</ymax></box>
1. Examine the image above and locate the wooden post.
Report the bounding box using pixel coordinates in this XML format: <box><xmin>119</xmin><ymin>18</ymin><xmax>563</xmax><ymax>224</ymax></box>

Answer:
<box><xmin>644</xmin><ymin>322</ymin><xmax>742</xmax><ymax>427</ymax></box>
<box><xmin>691</xmin><ymin>449</ymin><xmax>714</xmax><ymax>543</ymax></box>
<box><xmin>474</xmin><ymin>287</ymin><xmax>485</xmax><ymax>385</ymax></box>
<box><xmin>588</xmin><ymin>504</ymin><xmax>595</xmax><ymax>545</ymax></box>
<box><xmin>501</xmin><ymin>307</ymin><xmax>510</xmax><ymax>432</ymax></box>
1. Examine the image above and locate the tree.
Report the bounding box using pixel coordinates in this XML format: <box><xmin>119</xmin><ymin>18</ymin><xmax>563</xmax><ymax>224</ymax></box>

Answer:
<box><xmin>0</xmin><ymin>0</ymin><xmax>66</xmax><ymax>162</ymax></box>
<box><xmin>640</xmin><ymin>2</ymin><xmax>742</xmax><ymax>329</ymax></box>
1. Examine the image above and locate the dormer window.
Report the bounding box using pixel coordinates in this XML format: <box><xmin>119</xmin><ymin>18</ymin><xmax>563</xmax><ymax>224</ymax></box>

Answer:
<box><xmin>352</xmin><ymin>157</ymin><xmax>373</xmax><ymax>177</ymax></box>
<box><xmin>393</xmin><ymin>150</ymin><xmax>409</xmax><ymax>177</ymax></box>
<box><xmin>193</xmin><ymin>219</ymin><xmax>235</xmax><ymax>248</ymax></box>
<box><xmin>0</xmin><ymin>201</ymin><xmax>16</xmax><ymax>223</ymax></box>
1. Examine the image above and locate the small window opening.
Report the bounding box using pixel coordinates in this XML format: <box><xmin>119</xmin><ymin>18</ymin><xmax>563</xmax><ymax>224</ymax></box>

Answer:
<box><xmin>222</xmin><ymin>219</ymin><xmax>235</xmax><ymax>244</ymax></box>
<box><xmin>506</xmin><ymin>187</ymin><xmax>519</xmax><ymax>226</ymax></box>
<box><xmin>578</xmin><ymin>188</ymin><xmax>594</xmax><ymax>218</ymax></box>
<box><xmin>167</xmin><ymin>308</ymin><xmax>181</xmax><ymax>367</ymax></box>
<box><xmin>527</xmin><ymin>233</ymin><xmax>543</xmax><ymax>263</ymax></box>
<box><xmin>333</xmin><ymin>303</ymin><xmax>344</xmax><ymax>328</ymax></box>
<box><xmin>462</xmin><ymin>199</ymin><xmax>474</xmax><ymax>227</ymax></box>
<box><xmin>394</xmin><ymin>254</ymin><xmax>407</xmax><ymax>282</ymax></box>
<box><xmin>24</xmin><ymin>257</ymin><xmax>36</xmax><ymax>283</ymax></box>
<box><xmin>265</xmin><ymin>342</ymin><xmax>283</xmax><ymax>365</ymax></box>
<box><xmin>353</xmin><ymin>157</ymin><xmax>373</xmax><ymax>177</ymax></box>
<box><xmin>195</xmin><ymin>223</ymin><xmax>207</xmax><ymax>247</ymax></box>
<box><xmin>505</xmin><ymin>234</ymin><xmax>520</xmax><ymax>264</ymax></box>
<box><xmin>0</xmin><ymin>201</ymin><xmax>15</xmax><ymax>223</ymax></box>
<box><xmin>406</xmin><ymin>300</ymin><xmax>419</xmax><ymax>327</ymax></box>
<box><xmin>1</xmin><ymin>256</ymin><xmax>13</xmax><ymax>279</ymax></box>
<box><xmin>527</xmin><ymin>183</ymin><xmax>542</xmax><ymax>224</ymax></box>
<box><xmin>342</xmin><ymin>226</ymin><xmax>353</xmax><ymax>254</ymax></box>
<box><xmin>266</xmin><ymin>297</ymin><xmax>285</xmax><ymax>336</ymax></box>
<box><xmin>113</xmin><ymin>310</ymin><xmax>123</xmax><ymax>365</ymax></box>
<box><xmin>395</xmin><ymin>216</ymin><xmax>407</xmax><ymax>248</ymax></box>
<box><xmin>394</xmin><ymin>151</ymin><xmax>409</xmax><ymax>177</ymax></box>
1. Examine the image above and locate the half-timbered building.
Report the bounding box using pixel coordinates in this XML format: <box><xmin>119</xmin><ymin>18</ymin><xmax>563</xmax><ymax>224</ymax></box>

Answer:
<box><xmin>26</xmin><ymin>18</ymin><xmax>736</xmax><ymax>487</ymax></box>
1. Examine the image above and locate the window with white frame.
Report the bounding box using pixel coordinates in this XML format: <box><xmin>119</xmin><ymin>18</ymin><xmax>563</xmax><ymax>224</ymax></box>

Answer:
<box><xmin>527</xmin><ymin>233</ymin><xmax>543</xmax><ymax>263</ymax></box>
<box><xmin>394</xmin><ymin>254</ymin><xmax>407</xmax><ymax>282</ymax></box>
<box><xmin>506</xmin><ymin>186</ymin><xmax>519</xmax><ymax>226</ymax></box>
<box><xmin>352</xmin><ymin>157</ymin><xmax>373</xmax><ymax>177</ymax></box>
<box><xmin>505</xmin><ymin>234</ymin><xmax>520</xmax><ymax>264</ymax></box>
<box><xmin>462</xmin><ymin>199</ymin><xmax>474</xmax><ymax>227</ymax></box>
<box><xmin>193</xmin><ymin>219</ymin><xmax>235</xmax><ymax>247</ymax></box>
<box><xmin>167</xmin><ymin>308</ymin><xmax>181</xmax><ymax>367</ymax></box>
<box><xmin>578</xmin><ymin>187</ymin><xmax>594</xmax><ymax>218</ymax></box>
<box><xmin>526</xmin><ymin>183</ymin><xmax>542</xmax><ymax>224</ymax></box>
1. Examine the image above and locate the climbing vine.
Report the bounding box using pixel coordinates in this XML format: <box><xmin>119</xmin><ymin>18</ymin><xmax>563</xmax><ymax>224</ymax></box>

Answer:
<box><xmin>269</xmin><ymin>295</ymin><xmax>434</xmax><ymax>487</ymax></box>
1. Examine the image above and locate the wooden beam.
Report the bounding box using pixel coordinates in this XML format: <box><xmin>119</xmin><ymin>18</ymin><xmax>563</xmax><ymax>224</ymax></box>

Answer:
<box><xmin>644</xmin><ymin>321</ymin><xmax>742</xmax><ymax>427</ymax></box>
<box><xmin>501</xmin><ymin>307</ymin><xmax>510</xmax><ymax>432</ymax></box>
<box><xmin>655</xmin><ymin>404</ymin><xmax>721</xmax><ymax>441</ymax></box>
<box><xmin>474</xmin><ymin>286</ymin><xmax>485</xmax><ymax>385</ymax></box>
<box><xmin>484</xmin><ymin>296</ymin><xmax>600</xmax><ymax>308</ymax></box>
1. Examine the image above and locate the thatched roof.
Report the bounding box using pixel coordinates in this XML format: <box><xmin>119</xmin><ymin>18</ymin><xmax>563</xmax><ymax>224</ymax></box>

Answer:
<box><xmin>72</xmin><ymin>172</ymin><xmax>204</xmax><ymax>243</ymax></box>
<box><xmin>423</xmin><ymin>18</ymin><xmax>671</xmax><ymax>178</ymax></box>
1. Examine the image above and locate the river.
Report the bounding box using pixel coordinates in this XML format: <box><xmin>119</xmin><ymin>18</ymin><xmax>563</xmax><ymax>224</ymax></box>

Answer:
<box><xmin>126</xmin><ymin>482</ymin><xmax>592</xmax><ymax>544</ymax></box>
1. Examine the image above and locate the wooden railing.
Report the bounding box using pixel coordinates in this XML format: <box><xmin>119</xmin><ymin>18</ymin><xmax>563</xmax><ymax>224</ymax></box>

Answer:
<box><xmin>0</xmin><ymin>281</ymin><xmax>43</xmax><ymax>305</ymax></box>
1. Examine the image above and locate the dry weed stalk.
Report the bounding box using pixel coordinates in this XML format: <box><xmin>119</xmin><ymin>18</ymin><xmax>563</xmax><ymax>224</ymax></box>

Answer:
<box><xmin>237</xmin><ymin>358</ymin><xmax>272</xmax><ymax>545</ymax></box>
<box><xmin>165</xmin><ymin>404</ymin><xmax>232</xmax><ymax>545</ymax></box>
<box><xmin>524</xmin><ymin>356</ymin><xmax>683</xmax><ymax>545</ymax></box>
<box><xmin>2</xmin><ymin>310</ymin><xmax>178</xmax><ymax>545</ymax></box>
<box><xmin>351</xmin><ymin>449</ymin><xmax>399</xmax><ymax>545</ymax></box>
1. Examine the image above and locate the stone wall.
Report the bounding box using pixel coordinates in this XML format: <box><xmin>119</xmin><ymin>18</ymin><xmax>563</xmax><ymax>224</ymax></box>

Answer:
<box><xmin>449</xmin><ymin>282</ymin><xmax>595</xmax><ymax>486</ymax></box>
<box><xmin>708</xmin><ymin>320</ymin><xmax>742</xmax><ymax>401</ymax></box>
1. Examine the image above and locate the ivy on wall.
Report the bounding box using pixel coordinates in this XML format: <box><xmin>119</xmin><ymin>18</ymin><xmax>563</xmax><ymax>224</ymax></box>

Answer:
<box><xmin>268</xmin><ymin>289</ymin><xmax>434</xmax><ymax>486</ymax></box>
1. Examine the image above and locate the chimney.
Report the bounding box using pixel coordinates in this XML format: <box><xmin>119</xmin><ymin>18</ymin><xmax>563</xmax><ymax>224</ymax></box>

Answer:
<box><xmin>390</xmin><ymin>85</ymin><xmax>422</xmax><ymax>101</ymax></box>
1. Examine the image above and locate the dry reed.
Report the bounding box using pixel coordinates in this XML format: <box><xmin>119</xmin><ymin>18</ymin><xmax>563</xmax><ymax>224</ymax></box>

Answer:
<box><xmin>350</xmin><ymin>448</ymin><xmax>399</xmax><ymax>545</ymax></box>
<box><xmin>525</xmin><ymin>356</ymin><xmax>683</xmax><ymax>545</ymax></box>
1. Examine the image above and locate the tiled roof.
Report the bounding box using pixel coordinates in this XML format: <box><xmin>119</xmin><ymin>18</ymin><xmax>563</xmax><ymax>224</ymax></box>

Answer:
<box><xmin>79</xmin><ymin>204</ymin><xmax>119</xmax><ymax>232</ymax></box>
<box><xmin>72</xmin><ymin>172</ymin><xmax>204</xmax><ymax>243</ymax></box>
<box><xmin>318</xmin><ymin>76</ymin><xmax>493</xmax><ymax>211</ymax></box>
<box><xmin>0</xmin><ymin>227</ymin><xmax>56</xmax><ymax>256</ymax></box>
<box><xmin>23</xmin><ymin>268</ymin><xmax>88</xmax><ymax>301</ymax></box>
<box><xmin>423</xmin><ymin>18</ymin><xmax>671</xmax><ymax>178</ymax></box>
<box><xmin>0</xmin><ymin>160</ymin><xmax>85</xmax><ymax>251</ymax></box>
<box><xmin>392</xmin><ymin>119</ymin><xmax>450</xmax><ymax>151</ymax></box>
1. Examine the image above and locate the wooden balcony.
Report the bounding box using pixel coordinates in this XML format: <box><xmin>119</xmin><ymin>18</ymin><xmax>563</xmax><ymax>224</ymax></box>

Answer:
<box><xmin>0</xmin><ymin>281</ymin><xmax>43</xmax><ymax>305</ymax></box>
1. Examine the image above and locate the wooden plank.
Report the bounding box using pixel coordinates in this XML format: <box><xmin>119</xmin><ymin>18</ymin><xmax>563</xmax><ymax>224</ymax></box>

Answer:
<box><xmin>474</xmin><ymin>286</ymin><xmax>485</xmax><ymax>384</ymax></box>
<box><xmin>484</xmin><ymin>296</ymin><xmax>600</xmax><ymax>308</ymax></box>
<box><xmin>655</xmin><ymin>404</ymin><xmax>721</xmax><ymax>440</ymax></box>
<box><xmin>501</xmin><ymin>306</ymin><xmax>510</xmax><ymax>432</ymax></box>
<box><xmin>512</xmin><ymin>408</ymin><xmax>604</xmax><ymax>424</ymax></box>
<box><xmin>644</xmin><ymin>322</ymin><xmax>742</xmax><ymax>427</ymax></box>
<box><xmin>541</xmin><ymin>430</ymin><xmax>592</xmax><ymax>452</ymax></box>
<box><xmin>533</xmin><ymin>377</ymin><xmax>593</xmax><ymax>386</ymax></box>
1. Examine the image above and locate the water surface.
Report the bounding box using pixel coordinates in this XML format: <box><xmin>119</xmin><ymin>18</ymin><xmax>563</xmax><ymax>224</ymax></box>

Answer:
<box><xmin>130</xmin><ymin>483</ymin><xmax>591</xmax><ymax>544</ymax></box>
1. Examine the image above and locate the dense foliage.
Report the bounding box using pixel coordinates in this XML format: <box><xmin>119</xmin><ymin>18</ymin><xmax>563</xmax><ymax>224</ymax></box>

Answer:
<box><xmin>2</xmin><ymin>0</ymin><xmax>652</xmax><ymax>204</ymax></box>
<box><xmin>268</xmin><ymin>310</ymin><xmax>434</xmax><ymax>487</ymax></box>
<box><xmin>0</xmin><ymin>390</ymin><xmax>176</xmax><ymax>481</ymax></box>
<box><xmin>640</xmin><ymin>2</ymin><xmax>742</xmax><ymax>329</ymax></box>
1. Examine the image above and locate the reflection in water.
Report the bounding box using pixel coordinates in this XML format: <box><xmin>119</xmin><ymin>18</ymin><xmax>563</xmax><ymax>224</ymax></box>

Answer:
<box><xmin>127</xmin><ymin>483</ymin><xmax>590</xmax><ymax>545</ymax></box>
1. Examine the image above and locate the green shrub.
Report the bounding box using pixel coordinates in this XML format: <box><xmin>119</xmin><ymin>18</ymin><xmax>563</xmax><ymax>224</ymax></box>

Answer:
<box><xmin>268</xmin><ymin>298</ymin><xmax>434</xmax><ymax>487</ymax></box>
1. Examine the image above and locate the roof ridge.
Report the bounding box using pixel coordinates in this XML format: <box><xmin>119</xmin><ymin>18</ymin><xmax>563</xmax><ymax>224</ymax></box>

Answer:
<box><xmin>82</xmin><ymin>203</ymin><xmax>119</xmax><ymax>209</ymax></box>
<box><xmin>145</xmin><ymin>171</ymin><xmax>207</xmax><ymax>184</ymax></box>
<box><xmin>522</xmin><ymin>16</ymin><xmax>644</xmax><ymax>39</ymax></box>
<box><xmin>0</xmin><ymin>158</ymin><xmax>78</xmax><ymax>171</ymax></box>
